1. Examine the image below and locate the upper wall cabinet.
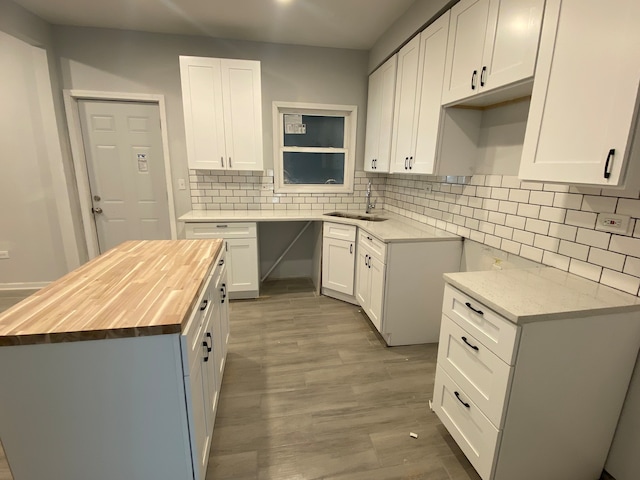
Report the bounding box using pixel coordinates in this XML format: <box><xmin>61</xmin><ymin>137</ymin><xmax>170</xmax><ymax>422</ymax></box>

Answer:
<box><xmin>519</xmin><ymin>0</ymin><xmax>640</xmax><ymax>186</ymax></box>
<box><xmin>388</xmin><ymin>11</ymin><xmax>476</xmax><ymax>176</ymax></box>
<box><xmin>364</xmin><ymin>56</ymin><xmax>397</xmax><ymax>173</ymax></box>
<box><xmin>441</xmin><ymin>0</ymin><xmax>545</xmax><ymax>106</ymax></box>
<box><xmin>180</xmin><ymin>56</ymin><xmax>263</xmax><ymax>171</ymax></box>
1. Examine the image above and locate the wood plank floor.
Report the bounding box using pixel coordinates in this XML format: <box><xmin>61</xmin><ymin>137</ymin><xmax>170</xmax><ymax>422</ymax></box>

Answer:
<box><xmin>206</xmin><ymin>278</ymin><xmax>481</xmax><ymax>480</ymax></box>
<box><xmin>0</xmin><ymin>280</ymin><xmax>481</xmax><ymax>480</ymax></box>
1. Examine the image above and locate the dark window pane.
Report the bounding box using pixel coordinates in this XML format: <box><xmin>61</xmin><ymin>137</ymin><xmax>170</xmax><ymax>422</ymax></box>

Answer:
<box><xmin>283</xmin><ymin>152</ymin><xmax>345</xmax><ymax>184</ymax></box>
<box><xmin>284</xmin><ymin>115</ymin><xmax>344</xmax><ymax>147</ymax></box>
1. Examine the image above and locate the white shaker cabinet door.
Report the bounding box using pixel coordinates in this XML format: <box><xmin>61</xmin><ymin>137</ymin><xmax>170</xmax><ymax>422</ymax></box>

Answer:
<box><xmin>390</xmin><ymin>35</ymin><xmax>422</xmax><ymax>173</ymax></box>
<box><xmin>180</xmin><ymin>56</ymin><xmax>226</xmax><ymax>171</ymax></box>
<box><xmin>225</xmin><ymin>238</ymin><xmax>259</xmax><ymax>294</ymax></box>
<box><xmin>355</xmin><ymin>248</ymin><xmax>371</xmax><ymax>310</ymax></box>
<box><xmin>441</xmin><ymin>0</ymin><xmax>491</xmax><ymax>105</ymax></box>
<box><xmin>364</xmin><ymin>55</ymin><xmax>397</xmax><ymax>173</ymax></box>
<box><xmin>480</xmin><ymin>0</ymin><xmax>544</xmax><ymax>93</ymax></box>
<box><xmin>519</xmin><ymin>0</ymin><xmax>640</xmax><ymax>186</ymax></box>
<box><xmin>220</xmin><ymin>59</ymin><xmax>263</xmax><ymax>171</ymax></box>
<box><xmin>322</xmin><ymin>237</ymin><xmax>356</xmax><ymax>296</ymax></box>
<box><xmin>367</xmin><ymin>256</ymin><xmax>385</xmax><ymax>333</ymax></box>
<box><xmin>413</xmin><ymin>11</ymin><xmax>450</xmax><ymax>174</ymax></box>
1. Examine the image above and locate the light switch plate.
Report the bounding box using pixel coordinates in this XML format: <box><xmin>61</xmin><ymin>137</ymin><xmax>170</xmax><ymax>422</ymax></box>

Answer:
<box><xmin>595</xmin><ymin>213</ymin><xmax>631</xmax><ymax>234</ymax></box>
<box><xmin>177</xmin><ymin>178</ymin><xmax>186</xmax><ymax>190</ymax></box>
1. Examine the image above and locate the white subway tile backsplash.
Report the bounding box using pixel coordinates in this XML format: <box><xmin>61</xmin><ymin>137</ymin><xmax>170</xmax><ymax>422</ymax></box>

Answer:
<box><xmin>548</xmin><ymin>223</ymin><xmax>577</xmax><ymax>241</ymax></box>
<box><xmin>520</xmin><ymin>245</ymin><xmax>544</xmax><ymax>263</ymax></box>
<box><xmin>543</xmin><ymin>184</ymin><xmax>570</xmax><ymax>193</ymax></box>
<box><xmin>542</xmin><ymin>251</ymin><xmax>570</xmax><ymax>270</ymax></box>
<box><xmin>525</xmin><ymin>218</ymin><xmax>550</xmax><ymax>235</ymax></box>
<box><xmin>617</xmin><ymin>198</ymin><xmax>640</xmax><ymax>217</ymax></box>
<box><xmin>609</xmin><ymin>235</ymin><xmax>640</xmax><ymax>257</ymax></box>
<box><xmin>534</xmin><ymin>234</ymin><xmax>560</xmax><ymax>252</ymax></box>
<box><xmin>569</xmin><ymin>259</ymin><xmax>602</xmax><ymax>282</ymax></box>
<box><xmin>554</xmin><ymin>193</ymin><xmax>583</xmax><ymax>210</ymax></box>
<box><xmin>513</xmin><ymin>229</ymin><xmax>535</xmax><ymax>246</ymax></box>
<box><xmin>575</xmin><ymin>228</ymin><xmax>611</xmax><ymax>249</ymax></box>
<box><xmin>565</xmin><ymin>210</ymin><xmax>597</xmax><ymax>229</ymax></box>
<box><xmin>528</xmin><ymin>191</ymin><xmax>554</xmax><ymax>206</ymax></box>
<box><xmin>539</xmin><ymin>206</ymin><xmax>566</xmax><ymax>223</ymax></box>
<box><xmin>588</xmin><ymin>248</ymin><xmax>625</xmax><ymax>271</ymax></box>
<box><xmin>558</xmin><ymin>240</ymin><xmax>589</xmax><ymax>261</ymax></box>
<box><xmin>624</xmin><ymin>257</ymin><xmax>640</xmax><ymax>277</ymax></box>
<box><xmin>506</xmin><ymin>214</ymin><xmax>527</xmax><ymax>230</ymax></box>
<box><xmin>517</xmin><ymin>203</ymin><xmax>541</xmax><ymax>219</ymax></box>
<box><xmin>501</xmin><ymin>176</ymin><xmax>522</xmax><ymax>189</ymax></box>
<box><xmin>600</xmin><ymin>269</ymin><xmax>640</xmax><ymax>295</ymax></box>
<box><xmin>520</xmin><ymin>181</ymin><xmax>544</xmax><ymax>191</ymax></box>
<box><xmin>488</xmin><ymin>211</ymin><xmax>507</xmax><ymax>225</ymax></box>
<box><xmin>581</xmin><ymin>195</ymin><xmax>617</xmax><ymax>213</ymax></box>
<box><xmin>508</xmin><ymin>189</ymin><xmax>530</xmax><ymax>203</ymax></box>
<box><xmin>501</xmin><ymin>239</ymin><xmax>521</xmax><ymax>255</ymax></box>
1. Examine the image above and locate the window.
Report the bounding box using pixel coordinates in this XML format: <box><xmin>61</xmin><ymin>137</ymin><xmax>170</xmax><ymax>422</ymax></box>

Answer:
<box><xmin>272</xmin><ymin>102</ymin><xmax>357</xmax><ymax>194</ymax></box>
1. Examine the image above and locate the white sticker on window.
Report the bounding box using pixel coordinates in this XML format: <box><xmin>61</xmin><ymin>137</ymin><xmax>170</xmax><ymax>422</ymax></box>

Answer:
<box><xmin>284</xmin><ymin>114</ymin><xmax>306</xmax><ymax>134</ymax></box>
<box><xmin>137</xmin><ymin>153</ymin><xmax>149</xmax><ymax>172</ymax></box>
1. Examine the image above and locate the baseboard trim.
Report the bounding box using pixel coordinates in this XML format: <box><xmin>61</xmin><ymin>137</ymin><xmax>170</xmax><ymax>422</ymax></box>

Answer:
<box><xmin>321</xmin><ymin>287</ymin><xmax>359</xmax><ymax>305</ymax></box>
<box><xmin>0</xmin><ymin>282</ymin><xmax>49</xmax><ymax>296</ymax></box>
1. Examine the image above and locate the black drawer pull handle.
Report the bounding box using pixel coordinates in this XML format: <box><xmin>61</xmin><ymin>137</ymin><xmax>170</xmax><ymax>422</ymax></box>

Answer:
<box><xmin>216</xmin><ymin>224</ymin><xmax>228</xmax><ymax>228</ymax></box>
<box><xmin>480</xmin><ymin>66</ymin><xmax>487</xmax><ymax>87</ymax></box>
<box><xmin>461</xmin><ymin>336</ymin><xmax>479</xmax><ymax>351</ymax></box>
<box><xmin>203</xmin><ymin>341</ymin><xmax>210</xmax><ymax>362</ymax></box>
<box><xmin>465</xmin><ymin>302</ymin><xmax>483</xmax><ymax>315</ymax></box>
<box><xmin>455</xmin><ymin>391</ymin><xmax>470</xmax><ymax>408</ymax></box>
<box><xmin>199</xmin><ymin>299</ymin><xmax>208</xmax><ymax>311</ymax></box>
<box><xmin>205</xmin><ymin>332</ymin><xmax>212</xmax><ymax>352</ymax></box>
<box><xmin>350</xmin><ymin>243</ymin><xmax>353</xmax><ymax>254</ymax></box>
<box><xmin>604</xmin><ymin>148</ymin><xmax>615</xmax><ymax>179</ymax></box>
<box><xmin>471</xmin><ymin>69</ymin><xmax>477</xmax><ymax>90</ymax></box>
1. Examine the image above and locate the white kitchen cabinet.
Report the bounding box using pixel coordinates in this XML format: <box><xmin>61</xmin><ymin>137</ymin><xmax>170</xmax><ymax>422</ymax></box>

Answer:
<box><xmin>434</xmin><ymin>282</ymin><xmax>640</xmax><ymax>480</ymax></box>
<box><xmin>185</xmin><ymin>222</ymin><xmax>260</xmax><ymax>299</ymax></box>
<box><xmin>519</xmin><ymin>0</ymin><xmax>640</xmax><ymax>186</ymax></box>
<box><xmin>364</xmin><ymin>55</ymin><xmax>397</xmax><ymax>173</ymax></box>
<box><xmin>321</xmin><ymin>222</ymin><xmax>357</xmax><ymax>300</ymax></box>
<box><xmin>390</xmin><ymin>35</ymin><xmax>421</xmax><ymax>173</ymax></box>
<box><xmin>355</xmin><ymin>230</ymin><xmax>462</xmax><ymax>345</ymax></box>
<box><xmin>180</xmin><ymin>56</ymin><xmax>263</xmax><ymax>171</ymax></box>
<box><xmin>441</xmin><ymin>0</ymin><xmax>544</xmax><ymax>106</ymax></box>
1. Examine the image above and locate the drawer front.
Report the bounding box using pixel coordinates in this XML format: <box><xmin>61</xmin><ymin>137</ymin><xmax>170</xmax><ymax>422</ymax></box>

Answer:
<box><xmin>433</xmin><ymin>366</ymin><xmax>500</xmax><ymax>480</ymax></box>
<box><xmin>185</xmin><ymin>222</ymin><xmax>257</xmax><ymax>239</ymax></box>
<box><xmin>443</xmin><ymin>284</ymin><xmax>519</xmax><ymax>364</ymax></box>
<box><xmin>323</xmin><ymin>222</ymin><xmax>357</xmax><ymax>241</ymax></box>
<box><xmin>181</xmin><ymin>275</ymin><xmax>215</xmax><ymax>374</ymax></box>
<box><xmin>438</xmin><ymin>315</ymin><xmax>513</xmax><ymax>427</ymax></box>
<box><xmin>358</xmin><ymin>230</ymin><xmax>386</xmax><ymax>263</ymax></box>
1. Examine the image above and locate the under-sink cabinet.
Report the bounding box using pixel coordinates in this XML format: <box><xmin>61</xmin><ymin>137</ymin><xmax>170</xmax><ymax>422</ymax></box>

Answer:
<box><xmin>519</xmin><ymin>0</ymin><xmax>640</xmax><ymax>186</ymax></box>
<box><xmin>441</xmin><ymin>0</ymin><xmax>545</xmax><ymax>106</ymax></box>
<box><xmin>355</xmin><ymin>231</ymin><xmax>462</xmax><ymax>346</ymax></box>
<box><xmin>433</xmin><ymin>282</ymin><xmax>640</xmax><ymax>480</ymax></box>
<box><xmin>321</xmin><ymin>222</ymin><xmax>357</xmax><ymax>302</ymax></box>
<box><xmin>185</xmin><ymin>222</ymin><xmax>260</xmax><ymax>299</ymax></box>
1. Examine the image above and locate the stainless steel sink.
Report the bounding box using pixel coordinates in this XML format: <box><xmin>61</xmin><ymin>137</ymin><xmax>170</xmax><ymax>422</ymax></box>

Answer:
<box><xmin>323</xmin><ymin>211</ymin><xmax>388</xmax><ymax>222</ymax></box>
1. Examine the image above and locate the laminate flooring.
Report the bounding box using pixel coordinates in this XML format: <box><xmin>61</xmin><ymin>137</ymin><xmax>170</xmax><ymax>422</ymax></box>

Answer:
<box><xmin>0</xmin><ymin>280</ymin><xmax>481</xmax><ymax>480</ymax></box>
<box><xmin>206</xmin><ymin>278</ymin><xmax>481</xmax><ymax>480</ymax></box>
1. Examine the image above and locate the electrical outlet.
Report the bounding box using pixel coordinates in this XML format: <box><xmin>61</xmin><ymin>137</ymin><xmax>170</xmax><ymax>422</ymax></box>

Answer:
<box><xmin>595</xmin><ymin>213</ymin><xmax>631</xmax><ymax>234</ymax></box>
<box><xmin>424</xmin><ymin>184</ymin><xmax>433</xmax><ymax>194</ymax></box>
<box><xmin>0</xmin><ymin>251</ymin><xmax>9</xmax><ymax>259</ymax></box>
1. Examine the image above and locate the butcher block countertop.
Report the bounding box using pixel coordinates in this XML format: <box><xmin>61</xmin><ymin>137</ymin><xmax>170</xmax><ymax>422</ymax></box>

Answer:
<box><xmin>0</xmin><ymin>240</ymin><xmax>223</xmax><ymax>346</ymax></box>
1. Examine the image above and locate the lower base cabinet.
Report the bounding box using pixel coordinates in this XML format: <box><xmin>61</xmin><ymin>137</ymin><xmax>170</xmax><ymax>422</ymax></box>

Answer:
<box><xmin>322</xmin><ymin>222</ymin><xmax>357</xmax><ymax>302</ymax></box>
<box><xmin>0</xmin><ymin>250</ymin><xmax>230</xmax><ymax>480</ymax></box>
<box><xmin>355</xmin><ymin>230</ymin><xmax>462</xmax><ymax>345</ymax></box>
<box><xmin>434</xmin><ymin>284</ymin><xmax>640</xmax><ymax>480</ymax></box>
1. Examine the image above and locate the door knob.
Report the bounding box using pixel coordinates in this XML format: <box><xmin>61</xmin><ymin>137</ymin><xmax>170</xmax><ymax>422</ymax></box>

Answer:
<box><xmin>92</xmin><ymin>207</ymin><xmax>103</xmax><ymax>214</ymax></box>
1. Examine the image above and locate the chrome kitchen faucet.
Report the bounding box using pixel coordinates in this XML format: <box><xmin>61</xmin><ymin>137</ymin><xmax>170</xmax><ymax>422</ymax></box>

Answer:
<box><xmin>366</xmin><ymin>180</ymin><xmax>376</xmax><ymax>214</ymax></box>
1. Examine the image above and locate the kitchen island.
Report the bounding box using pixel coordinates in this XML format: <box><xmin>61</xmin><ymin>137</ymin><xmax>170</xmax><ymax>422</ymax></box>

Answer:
<box><xmin>0</xmin><ymin>240</ymin><xmax>227</xmax><ymax>480</ymax></box>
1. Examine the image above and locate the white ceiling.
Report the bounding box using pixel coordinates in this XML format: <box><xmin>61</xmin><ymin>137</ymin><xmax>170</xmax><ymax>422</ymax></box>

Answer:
<box><xmin>13</xmin><ymin>0</ymin><xmax>417</xmax><ymax>50</ymax></box>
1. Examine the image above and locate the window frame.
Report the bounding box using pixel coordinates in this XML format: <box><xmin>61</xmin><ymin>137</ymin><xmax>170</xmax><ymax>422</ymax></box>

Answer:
<box><xmin>272</xmin><ymin>101</ymin><xmax>357</xmax><ymax>194</ymax></box>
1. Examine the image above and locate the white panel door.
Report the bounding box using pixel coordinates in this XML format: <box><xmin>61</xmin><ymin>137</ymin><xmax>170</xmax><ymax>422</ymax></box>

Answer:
<box><xmin>364</xmin><ymin>55</ymin><xmax>397</xmax><ymax>172</ymax></box>
<box><xmin>390</xmin><ymin>35</ymin><xmax>421</xmax><ymax>172</ymax></box>
<box><xmin>413</xmin><ymin>11</ymin><xmax>450</xmax><ymax>174</ymax></box>
<box><xmin>226</xmin><ymin>238</ymin><xmax>259</xmax><ymax>293</ymax></box>
<box><xmin>519</xmin><ymin>0</ymin><xmax>640</xmax><ymax>185</ymax></box>
<box><xmin>78</xmin><ymin>100</ymin><xmax>171</xmax><ymax>253</ymax></box>
<box><xmin>480</xmin><ymin>0</ymin><xmax>544</xmax><ymax>93</ymax></box>
<box><xmin>322</xmin><ymin>237</ymin><xmax>355</xmax><ymax>296</ymax></box>
<box><xmin>441</xmin><ymin>0</ymin><xmax>491</xmax><ymax>105</ymax></box>
<box><xmin>221</xmin><ymin>59</ymin><xmax>263</xmax><ymax>171</ymax></box>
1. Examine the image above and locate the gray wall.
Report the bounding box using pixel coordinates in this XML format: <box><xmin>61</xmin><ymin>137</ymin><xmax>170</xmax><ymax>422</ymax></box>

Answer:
<box><xmin>53</xmin><ymin>26</ymin><xmax>370</xmax><ymax>222</ymax></box>
<box><xmin>368</xmin><ymin>0</ymin><xmax>455</xmax><ymax>72</ymax></box>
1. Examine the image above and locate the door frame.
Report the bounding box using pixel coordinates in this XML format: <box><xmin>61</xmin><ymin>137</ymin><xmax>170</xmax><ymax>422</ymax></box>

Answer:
<box><xmin>64</xmin><ymin>90</ymin><xmax>178</xmax><ymax>258</ymax></box>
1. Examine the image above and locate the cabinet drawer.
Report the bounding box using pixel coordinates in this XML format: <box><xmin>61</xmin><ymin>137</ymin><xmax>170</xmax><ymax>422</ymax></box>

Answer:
<box><xmin>185</xmin><ymin>222</ymin><xmax>257</xmax><ymax>239</ymax></box>
<box><xmin>181</xmin><ymin>275</ymin><xmax>215</xmax><ymax>374</ymax></box>
<box><xmin>442</xmin><ymin>284</ymin><xmax>519</xmax><ymax>364</ymax></box>
<box><xmin>433</xmin><ymin>366</ymin><xmax>499</xmax><ymax>480</ymax></box>
<box><xmin>438</xmin><ymin>314</ymin><xmax>512</xmax><ymax>427</ymax></box>
<box><xmin>323</xmin><ymin>222</ymin><xmax>357</xmax><ymax>241</ymax></box>
<box><xmin>358</xmin><ymin>230</ymin><xmax>386</xmax><ymax>263</ymax></box>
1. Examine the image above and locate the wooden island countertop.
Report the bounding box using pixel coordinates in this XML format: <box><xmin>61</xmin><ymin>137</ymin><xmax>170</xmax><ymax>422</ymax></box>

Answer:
<box><xmin>0</xmin><ymin>239</ymin><xmax>223</xmax><ymax>346</ymax></box>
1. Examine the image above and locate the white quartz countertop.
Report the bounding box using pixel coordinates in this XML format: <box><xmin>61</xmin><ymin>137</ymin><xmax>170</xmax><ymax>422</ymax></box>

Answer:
<box><xmin>179</xmin><ymin>210</ymin><xmax>461</xmax><ymax>243</ymax></box>
<box><xmin>444</xmin><ymin>268</ymin><xmax>640</xmax><ymax>324</ymax></box>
